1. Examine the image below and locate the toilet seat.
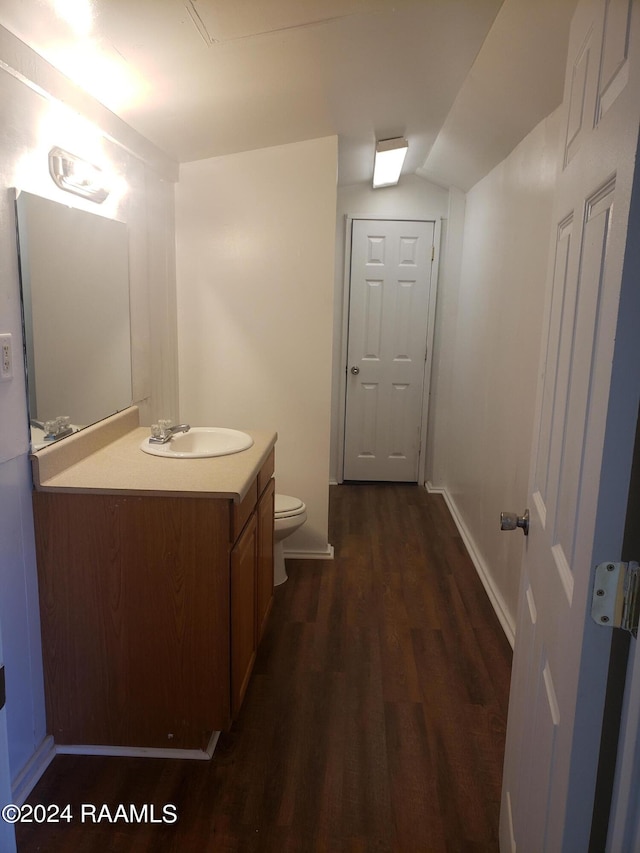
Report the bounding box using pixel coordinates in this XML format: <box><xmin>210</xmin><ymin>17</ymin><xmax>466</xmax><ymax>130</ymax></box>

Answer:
<box><xmin>275</xmin><ymin>494</ymin><xmax>306</xmax><ymax>519</ymax></box>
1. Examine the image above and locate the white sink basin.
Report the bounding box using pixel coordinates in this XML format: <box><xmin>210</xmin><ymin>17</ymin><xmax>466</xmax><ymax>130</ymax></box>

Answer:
<box><xmin>140</xmin><ymin>427</ymin><xmax>254</xmax><ymax>458</ymax></box>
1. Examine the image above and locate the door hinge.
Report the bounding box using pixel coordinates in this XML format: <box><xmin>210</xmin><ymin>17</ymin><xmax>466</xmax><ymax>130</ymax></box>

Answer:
<box><xmin>591</xmin><ymin>562</ymin><xmax>640</xmax><ymax>636</ymax></box>
<box><xmin>431</xmin><ymin>245</ymin><xmax>435</xmax><ymax>262</ymax></box>
<box><xmin>0</xmin><ymin>666</ymin><xmax>4</xmax><ymax>711</ymax></box>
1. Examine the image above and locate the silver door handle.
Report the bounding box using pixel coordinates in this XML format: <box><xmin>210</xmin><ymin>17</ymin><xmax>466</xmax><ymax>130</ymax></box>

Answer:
<box><xmin>351</xmin><ymin>366</ymin><xmax>360</xmax><ymax>375</ymax></box>
<box><xmin>500</xmin><ymin>509</ymin><xmax>530</xmax><ymax>536</ymax></box>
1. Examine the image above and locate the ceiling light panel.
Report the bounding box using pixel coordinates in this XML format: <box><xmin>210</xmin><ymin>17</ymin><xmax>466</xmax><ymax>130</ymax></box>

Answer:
<box><xmin>373</xmin><ymin>137</ymin><xmax>408</xmax><ymax>188</ymax></box>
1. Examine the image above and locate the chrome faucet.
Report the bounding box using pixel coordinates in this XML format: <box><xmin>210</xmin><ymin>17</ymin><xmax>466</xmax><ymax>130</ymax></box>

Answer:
<box><xmin>148</xmin><ymin>420</ymin><xmax>191</xmax><ymax>445</ymax></box>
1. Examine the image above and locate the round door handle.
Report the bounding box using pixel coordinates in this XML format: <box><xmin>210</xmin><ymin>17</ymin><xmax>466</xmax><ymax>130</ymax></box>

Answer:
<box><xmin>500</xmin><ymin>509</ymin><xmax>530</xmax><ymax>536</ymax></box>
<box><xmin>351</xmin><ymin>366</ymin><xmax>360</xmax><ymax>375</ymax></box>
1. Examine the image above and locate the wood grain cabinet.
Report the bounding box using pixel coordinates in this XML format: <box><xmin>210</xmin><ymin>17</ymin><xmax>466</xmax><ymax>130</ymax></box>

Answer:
<box><xmin>257</xmin><ymin>477</ymin><xmax>275</xmax><ymax>640</ymax></box>
<box><xmin>231</xmin><ymin>512</ymin><xmax>257</xmax><ymax>717</ymax></box>
<box><xmin>32</xmin><ymin>449</ymin><xmax>275</xmax><ymax>753</ymax></box>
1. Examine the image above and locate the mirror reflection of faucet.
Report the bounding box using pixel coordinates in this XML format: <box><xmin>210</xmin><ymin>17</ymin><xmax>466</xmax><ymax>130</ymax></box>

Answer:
<box><xmin>38</xmin><ymin>416</ymin><xmax>75</xmax><ymax>441</ymax></box>
<box><xmin>148</xmin><ymin>419</ymin><xmax>191</xmax><ymax>445</ymax></box>
<box><xmin>46</xmin><ymin>416</ymin><xmax>73</xmax><ymax>440</ymax></box>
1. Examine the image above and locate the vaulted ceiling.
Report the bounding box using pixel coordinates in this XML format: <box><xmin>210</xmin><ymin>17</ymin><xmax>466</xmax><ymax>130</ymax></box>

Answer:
<box><xmin>0</xmin><ymin>0</ymin><xmax>578</xmax><ymax>189</ymax></box>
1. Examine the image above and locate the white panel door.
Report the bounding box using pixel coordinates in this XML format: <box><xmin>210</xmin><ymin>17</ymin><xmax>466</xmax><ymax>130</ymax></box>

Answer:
<box><xmin>0</xmin><ymin>628</ymin><xmax>17</xmax><ymax>853</ymax></box>
<box><xmin>500</xmin><ymin>0</ymin><xmax>640</xmax><ymax>850</ymax></box>
<box><xmin>343</xmin><ymin>219</ymin><xmax>434</xmax><ymax>481</ymax></box>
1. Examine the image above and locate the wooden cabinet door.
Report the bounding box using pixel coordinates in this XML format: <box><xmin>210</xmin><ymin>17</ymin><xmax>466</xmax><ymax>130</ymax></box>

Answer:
<box><xmin>230</xmin><ymin>513</ymin><xmax>257</xmax><ymax>717</ymax></box>
<box><xmin>33</xmin><ymin>492</ymin><xmax>232</xmax><ymax>748</ymax></box>
<box><xmin>256</xmin><ymin>477</ymin><xmax>275</xmax><ymax>640</ymax></box>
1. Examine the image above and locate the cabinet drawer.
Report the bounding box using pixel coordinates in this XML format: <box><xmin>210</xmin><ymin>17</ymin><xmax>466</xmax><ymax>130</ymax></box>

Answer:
<box><xmin>232</xmin><ymin>449</ymin><xmax>275</xmax><ymax>541</ymax></box>
<box><xmin>258</xmin><ymin>449</ymin><xmax>275</xmax><ymax>495</ymax></box>
<box><xmin>232</xmin><ymin>479</ymin><xmax>257</xmax><ymax>541</ymax></box>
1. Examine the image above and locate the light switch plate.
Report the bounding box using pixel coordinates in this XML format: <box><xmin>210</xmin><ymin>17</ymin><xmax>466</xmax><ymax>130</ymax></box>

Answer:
<box><xmin>0</xmin><ymin>333</ymin><xmax>13</xmax><ymax>381</ymax></box>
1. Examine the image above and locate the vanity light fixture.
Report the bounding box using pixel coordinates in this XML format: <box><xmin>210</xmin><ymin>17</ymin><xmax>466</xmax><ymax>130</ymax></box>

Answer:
<box><xmin>48</xmin><ymin>147</ymin><xmax>109</xmax><ymax>203</ymax></box>
<box><xmin>372</xmin><ymin>137</ymin><xmax>408</xmax><ymax>188</ymax></box>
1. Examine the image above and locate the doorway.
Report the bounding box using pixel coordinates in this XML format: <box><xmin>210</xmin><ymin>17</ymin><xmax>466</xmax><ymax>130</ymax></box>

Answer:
<box><xmin>342</xmin><ymin>219</ymin><xmax>437</xmax><ymax>482</ymax></box>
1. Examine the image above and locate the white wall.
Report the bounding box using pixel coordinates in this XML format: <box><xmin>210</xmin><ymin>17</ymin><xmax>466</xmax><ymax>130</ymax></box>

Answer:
<box><xmin>176</xmin><ymin>136</ymin><xmax>338</xmax><ymax>555</ymax></box>
<box><xmin>331</xmin><ymin>174</ymin><xmax>449</xmax><ymax>481</ymax></box>
<box><xmin>428</xmin><ymin>110</ymin><xmax>562</xmax><ymax>633</ymax></box>
<box><xmin>0</xmin><ymin>26</ymin><xmax>178</xmax><ymax>796</ymax></box>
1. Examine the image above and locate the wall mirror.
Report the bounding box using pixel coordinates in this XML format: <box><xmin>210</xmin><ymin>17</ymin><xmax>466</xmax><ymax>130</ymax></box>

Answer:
<box><xmin>15</xmin><ymin>190</ymin><xmax>132</xmax><ymax>451</ymax></box>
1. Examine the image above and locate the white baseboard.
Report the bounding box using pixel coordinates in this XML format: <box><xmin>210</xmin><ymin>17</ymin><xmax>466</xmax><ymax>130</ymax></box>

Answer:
<box><xmin>55</xmin><ymin>730</ymin><xmax>220</xmax><ymax>761</ymax></box>
<box><xmin>426</xmin><ymin>481</ymin><xmax>515</xmax><ymax>647</ymax></box>
<box><xmin>11</xmin><ymin>730</ymin><xmax>220</xmax><ymax>804</ymax></box>
<box><xmin>11</xmin><ymin>735</ymin><xmax>56</xmax><ymax>805</ymax></box>
<box><xmin>284</xmin><ymin>544</ymin><xmax>334</xmax><ymax>560</ymax></box>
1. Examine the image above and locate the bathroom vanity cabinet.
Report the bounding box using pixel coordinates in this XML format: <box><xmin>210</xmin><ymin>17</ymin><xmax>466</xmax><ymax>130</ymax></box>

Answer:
<box><xmin>32</xmin><ymin>436</ymin><xmax>275</xmax><ymax>754</ymax></box>
<box><xmin>230</xmin><ymin>463</ymin><xmax>275</xmax><ymax>716</ymax></box>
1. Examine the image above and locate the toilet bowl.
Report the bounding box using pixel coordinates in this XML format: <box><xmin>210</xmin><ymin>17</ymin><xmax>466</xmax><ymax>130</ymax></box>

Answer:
<box><xmin>274</xmin><ymin>493</ymin><xmax>307</xmax><ymax>585</ymax></box>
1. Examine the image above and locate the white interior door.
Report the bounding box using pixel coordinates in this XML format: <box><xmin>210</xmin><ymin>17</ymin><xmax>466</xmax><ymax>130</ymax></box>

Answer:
<box><xmin>0</xmin><ymin>628</ymin><xmax>17</xmax><ymax>853</ymax></box>
<box><xmin>343</xmin><ymin>219</ymin><xmax>434</xmax><ymax>481</ymax></box>
<box><xmin>501</xmin><ymin>0</ymin><xmax>640</xmax><ymax>850</ymax></box>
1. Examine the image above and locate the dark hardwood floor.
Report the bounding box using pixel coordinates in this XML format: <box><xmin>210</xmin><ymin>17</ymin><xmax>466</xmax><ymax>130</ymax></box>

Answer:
<box><xmin>15</xmin><ymin>484</ymin><xmax>512</xmax><ymax>852</ymax></box>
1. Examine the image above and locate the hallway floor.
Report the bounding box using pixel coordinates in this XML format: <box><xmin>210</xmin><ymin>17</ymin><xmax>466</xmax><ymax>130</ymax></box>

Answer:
<box><xmin>16</xmin><ymin>484</ymin><xmax>512</xmax><ymax>852</ymax></box>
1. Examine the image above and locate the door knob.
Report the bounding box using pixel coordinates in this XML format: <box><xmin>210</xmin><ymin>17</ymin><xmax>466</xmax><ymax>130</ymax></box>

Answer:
<box><xmin>500</xmin><ymin>509</ymin><xmax>530</xmax><ymax>536</ymax></box>
<box><xmin>351</xmin><ymin>366</ymin><xmax>360</xmax><ymax>375</ymax></box>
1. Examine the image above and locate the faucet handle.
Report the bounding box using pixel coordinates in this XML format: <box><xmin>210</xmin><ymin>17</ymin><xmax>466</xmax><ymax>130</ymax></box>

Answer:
<box><xmin>157</xmin><ymin>418</ymin><xmax>173</xmax><ymax>439</ymax></box>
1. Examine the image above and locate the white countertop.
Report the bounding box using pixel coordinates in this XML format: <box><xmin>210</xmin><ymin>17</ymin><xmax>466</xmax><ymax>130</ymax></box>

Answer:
<box><xmin>30</xmin><ymin>407</ymin><xmax>277</xmax><ymax>502</ymax></box>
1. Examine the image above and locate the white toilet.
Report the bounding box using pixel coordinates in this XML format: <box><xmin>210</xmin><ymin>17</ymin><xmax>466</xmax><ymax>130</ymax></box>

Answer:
<box><xmin>274</xmin><ymin>493</ymin><xmax>307</xmax><ymax>585</ymax></box>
